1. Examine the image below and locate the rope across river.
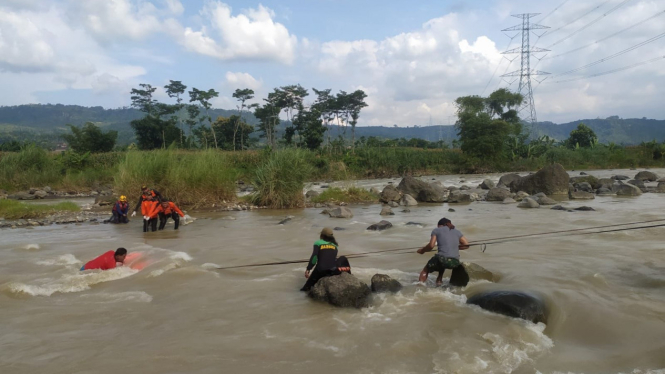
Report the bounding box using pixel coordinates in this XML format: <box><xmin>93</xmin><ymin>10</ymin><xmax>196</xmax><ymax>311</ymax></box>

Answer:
<box><xmin>214</xmin><ymin>218</ymin><xmax>665</xmax><ymax>270</ymax></box>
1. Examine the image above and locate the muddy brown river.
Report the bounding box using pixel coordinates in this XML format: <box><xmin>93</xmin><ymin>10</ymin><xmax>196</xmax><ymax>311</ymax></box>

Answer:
<box><xmin>1</xmin><ymin>169</ymin><xmax>664</xmax><ymax>374</ymax></box>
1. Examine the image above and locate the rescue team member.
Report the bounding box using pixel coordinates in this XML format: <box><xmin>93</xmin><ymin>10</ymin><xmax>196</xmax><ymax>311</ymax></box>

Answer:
<box><xmin>300</xmin><ymin>228</ymin><xmax>351</xmax><ymax>292</ymax></box>
<box><xmin>109</xmin><ymin>195</ymin><xmax>129</xmax><ymax>224</ymax></box>
<box><xmin>80</xmin><ymin>248</ymin><xmax>128</xmax><ymax>271</ymax></box>
<box><xmin>131</xmin><ymin>185</ymin><xmax>162</xmax><ymax>217</ymax></box>
<box><xmin>141</xmin><ymin>195</ymin><xmax>159</xmax><ymax>232</ymax></box>
<box><xmin>153</xmin><ymin>200</ymin><xmax>185</xmax><ymax>230</ymax></box>
<box><xmin>417</xmin><ymin>218</ymin><xmax>469</xmax><ymax>286</ymax></box>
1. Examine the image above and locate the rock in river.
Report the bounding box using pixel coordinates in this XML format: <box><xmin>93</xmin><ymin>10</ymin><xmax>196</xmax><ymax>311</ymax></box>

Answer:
<box><xmin>486</xmin><ymin>187</ymin><xmax>512</xmax><ymax>202</ymax></box>
<box><xmin>308</xmin><ymin>272</ymin><xmax>372</xmax><ymax>308</ymax></box>
<box><xmin>367</xmin><ymin>220</ymin><xmax>393</xmax><ymax>231</ymax></box>
<box><xmin>518</xmin><ymin>197</ymin><xmax>540</xmax><ymax>208</ymax></box>
<box><xmin>371</xmin><ymin>274</ymin><xmax>403</xmax><ymax>293</ymax></box>
<box><xmin>510</xmin><ymin>163</ymin><xmax>569</xmax><ymax>195</ymax></box>
<box><xmin>401</xmin><ymin>194</ymin><xmax>418</xmax><ymax>206</ymax></box>
<box><xmin>379</xmin><ymin>185</ymin><xmax>401</xmax><ymax>203</ymax></box>
<box><xmin>467</xmin><ymin>291</ymin><xmax>548</xmax><ymax>324</ymax></box>
<box><xmin>634</xmin><ymin>171</ymin><xmax>659</xmax><ymax>182</ymax></box>
<box><xmin>328</xmin><ymin>207</ymin><xmax>354</xmax><ymax>218</ymax></box>
<box><xmin>379</xmin><ymin>206</ymin><xmax>395</xmax><ymax>216</ymax></box>
<box><xmin>615</xmin><ymin>183</ymin><xmax>642</xmax><ymax>196</ymax></box>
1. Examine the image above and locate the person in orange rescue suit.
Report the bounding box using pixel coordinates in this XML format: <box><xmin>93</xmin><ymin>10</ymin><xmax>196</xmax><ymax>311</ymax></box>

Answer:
<box><xmin>154</xmin><ymin>200</ymin><xmax>185</xmax><ymax>230</ymax></box>
<box><xmin>131</xmin><ymin>185</ymin><xmax>162</xmax><ymax>217</ymax></box>
<box><xmin>141</xmin><ymin>194</ymin><xmax>159</xmax><ymax>232</ymax></box>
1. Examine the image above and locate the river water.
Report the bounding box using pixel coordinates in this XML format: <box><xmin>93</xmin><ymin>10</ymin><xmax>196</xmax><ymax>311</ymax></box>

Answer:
<box><xmin>1</xmin><ymin>168</ymin><xmax>664</xmax><ymax>374</ymax></box>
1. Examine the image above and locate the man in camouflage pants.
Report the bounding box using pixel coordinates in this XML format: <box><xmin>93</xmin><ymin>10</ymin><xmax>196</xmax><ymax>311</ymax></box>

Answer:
<box><xmin>417</xmin><ymin>218</ymin><xmax>469</xmax><ymax>286</ymax></box>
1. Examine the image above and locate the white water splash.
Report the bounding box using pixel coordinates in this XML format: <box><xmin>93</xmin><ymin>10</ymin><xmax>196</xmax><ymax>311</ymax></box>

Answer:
<box><xmin>35</xmin><ymin>254</ymin><xmax>81</xmax><ymax>266</ymax></box>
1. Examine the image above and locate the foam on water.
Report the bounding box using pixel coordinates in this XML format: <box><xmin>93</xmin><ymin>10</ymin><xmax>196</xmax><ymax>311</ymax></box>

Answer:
<box><xmin>35</xmin><ymin>254</ymin><xmax>81</xmax><ymax>266</ymax></box>
<box><xmin>79</xmin><ymin>291</ymin><xmax>153</xmax><ymax>303</ymax></box>
<box><xmin>6</xmin><ymin>266</ymin><xmax>138</xmax><ymax>297</ymax></box>
<box><xmin>19</xmin><ymin>243</ymin><xmax>41</xmax><ymax>251</ymax></box>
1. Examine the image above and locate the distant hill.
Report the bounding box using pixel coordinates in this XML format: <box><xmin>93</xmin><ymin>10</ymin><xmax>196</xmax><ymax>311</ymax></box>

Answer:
<box><xmin>0</xmin><ymin>104</ymin><xmax>663</xmax><ymax>146</ymax></box>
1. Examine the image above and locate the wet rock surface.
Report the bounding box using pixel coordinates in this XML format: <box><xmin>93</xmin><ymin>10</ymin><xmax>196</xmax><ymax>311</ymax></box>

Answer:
<box><xmin>370</xmin><ymin>274</ymin><xmax>403</xmax><ymax>293</ymax></box>
<box><xmin>467</xmin><ymin>291</ymin><xmax>548</xmax><ymax>324</ymax></box>
<box><xmin>308</xmin><ymin>272</ymin><xmax>372</xmax><ymax>308</ymax></box>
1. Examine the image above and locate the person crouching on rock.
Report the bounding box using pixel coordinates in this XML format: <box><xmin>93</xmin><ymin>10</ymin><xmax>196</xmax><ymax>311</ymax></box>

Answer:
<box><xmin>417</xmin><ymin>217</ymin><xmax>469</xmax><ymax>286</ymax></box>
<box><xmin>109</xmin><ymin>195</ymin><xmax>130</xmax><ymax>224</ymax></box>
<box><xmin>141</xmin><ymin>195</ymin><xmax>159</xmax><ymax>232</ymax></box>
<box><xmin>300</xmin><ymin>227</ymin><xmax>351</xmax><ymax>292</ymax></box>
<box><xmin>80</xmin><ymin>248</ymin><xmax>128</xmax><ymax>271</ymax></box>
<box><xmin>155</xmin><ymin>200</ymin><xmax>185</xmax><ymax>230</ymax></box>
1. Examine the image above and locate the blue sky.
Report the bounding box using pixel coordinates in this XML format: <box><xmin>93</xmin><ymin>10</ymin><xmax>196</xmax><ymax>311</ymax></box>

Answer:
<box><xmin>0</xmin><ymin>0</ymin><xmax>663</xmax><ymax>126</ymax></box>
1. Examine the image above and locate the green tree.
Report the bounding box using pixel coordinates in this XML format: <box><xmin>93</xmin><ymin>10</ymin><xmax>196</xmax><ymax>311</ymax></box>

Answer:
<box><xmin>254</xmin><ymin>100</ymin><xmax>280</xmax><ymax>149</ymax></box>
<box><xmin>62</xmin><ymin>122</ymin><xmax>117</xmax><ymax>153</ymax></box>
<box><xmin>347</xmin><ymin>89</ymin><xmax>368</xmax><ymax>151</ymax></box>
<box><xmin>454</xmin><ymin>89</ymin><xmax>524</xmax><ymax>161</ymax></box>
<box><xmin>274</xmin><ymin>85</ymin><xmax>308</xmax><ymax>146</ymax></box>
<box><xmin>232</xmin><ymin>88</ymin><xmax>256</xmax><ymax>151</ymax></box>
<box><xmin>164</xmin><ymin>80</ymin><xmax>188</xmax><ymax>146</ymax></box>
<box><xmin>189</xmin><ymin>88</ymin><xmax>220</xmax><ymax>149</ymax></box>
<box><xmin>295</xmin><ymin>108</ymin><xmax>326</xmax><ymax>150</ymax></box>
<box><xmin>129</xmin><ymin>84</ymin><xmax>183</xmax><ymax>150</ymax></box>
<box><xmin>566</xmin><ymin>123</ymin><xmax>598</xmax><ymax>148</ymax></box>
<box><xmin>312</xmin><ymin>88</ymin><xmax>334</xmax><ymax>148</ymax></box>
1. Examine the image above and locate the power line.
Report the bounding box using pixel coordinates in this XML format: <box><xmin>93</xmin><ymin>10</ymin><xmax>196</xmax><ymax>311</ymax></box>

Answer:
<box><xmin>537</xmin><ymin>0</ymin><xmax>571</xmax><ymax>23</ymax></box>
<box><xmin>554</xmin><ymin>31</ymin><xmax>665</xmax><ymax>77</ymax></box>
<box><xmin>540</xmin><ymin>0</ymin><xmax>612</xmax><ymax>39</ymax></box>
<box><xmin>546</xmin><ymin>9</ymin><xmax>665</xmax><ymax>59</ymax></box>
<box><xmin>545</xmin><ymin>0</ymin><xmax>634</xmax><ymax>49</ymax></box>
<box><xmin>550</xmin><ymin>55</ymin><xmax>665</xmax><ymax>83</ymax></box>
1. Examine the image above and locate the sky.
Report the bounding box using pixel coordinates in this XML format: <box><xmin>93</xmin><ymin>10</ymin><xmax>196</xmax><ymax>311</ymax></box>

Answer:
<box><xmin>0</xmin><ymin>0</ymin><xmax>663</xmax><ymax>126</ymax></box>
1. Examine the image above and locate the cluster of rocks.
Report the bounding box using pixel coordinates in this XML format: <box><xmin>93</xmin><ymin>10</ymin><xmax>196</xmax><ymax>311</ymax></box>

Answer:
<box><xmin>0</xmin><ymin>211</ymin><xmax>109</xmax><ymax>229</ymax></box>
<box><xmin>236</xmin><ymin>180</ymin><xmax>255</xmax><ymax>194</ymax></box>
<box><xmin>308</xmin><ymin>263</ymin><xmax>547</xmax><ymax>324</ymax></box>
<box><xmin>3</xmin><ymin>186</ymin><xmax>114</xmax><ymax>201</ymax></box>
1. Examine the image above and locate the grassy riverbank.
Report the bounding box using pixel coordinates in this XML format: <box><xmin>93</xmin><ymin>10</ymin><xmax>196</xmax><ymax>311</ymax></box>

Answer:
<box><xmin>1</xmin><ymin>145</ymin><xmax>664</xmax><ymax>207</ymax></box>
<box><xmin>0</xmin><ymin>200</ymin><xmax>80</xmax><ymax>220</ymax></box>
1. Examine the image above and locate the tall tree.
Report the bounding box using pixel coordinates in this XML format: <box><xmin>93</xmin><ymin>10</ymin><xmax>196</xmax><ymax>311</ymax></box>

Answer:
<box><xmin>62</xmin><ymin>122</ymin><xmax>117</xmax><ymax>153</ymax></box>
<box><xmin>232</xmin><ymin>88</ymin><xmax>256</xmax><ymax>151</ymax></box>
<box><xmin>347</xmin><ymin>89</ymin><xmax>368</xmax><ymax>150</ymax></box>
<box><xmin>189</xmin><ymin>88</ymin><xmax>220</xmax><ymax>149</ymax></box>
<box><xmin>296</xmin><ymin>108</ymin><xmax>327</xmax><ymax>150</ymax></box>
<box><xmin>254</xmin><ymin>98</ymin><xmax>280</xmax><ymax>149</ymax></box>
<box><xmin>312</xmin><ymin>88</ymin><xmax>334</xmax><ymax>148</ymax></box>
<box><xmin>454</xmin><ymin>89</ymin><xmax>524</xmax><ymax>161</ymax></box>
<box><xmin>164</xmin><ymin>80</ymin><xmax>187</xmax><ymax>146</ymax></box>
<box><xmin>275</xmin><ymin>85</ymin><xmax>308</xmax><ymax>147</ymax></box>
<box><xmin>130</xmin><ymin>83</ymin><xmax>183</xmax><ymax>149</ymax></box>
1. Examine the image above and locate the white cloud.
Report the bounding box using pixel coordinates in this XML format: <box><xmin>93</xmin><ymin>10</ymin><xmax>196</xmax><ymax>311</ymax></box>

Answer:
<box><xmin>169</xmin><ymin>2</ymin><xmax>298</xmax><ymax>64</ymax></box>
<box><xmin>225</xmin><ymin>72</ymin><xmax>263</xmax><ymax>91</ymax></box>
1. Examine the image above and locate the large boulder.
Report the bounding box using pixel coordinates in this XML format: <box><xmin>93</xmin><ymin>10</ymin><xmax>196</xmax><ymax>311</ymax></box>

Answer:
<box><xmin>328</xmin><ymin>207</ymin><xmax>354</xmax><ymax>218</ymax></box>
<box><xmin>657</xmin><ymin>182</ymin><xmax>665</xmax><ymax>193</ymax></box>
<box><xmin>467</xmin><ymin>291</ymin><xmax>548</xmax><ymax>324</ymax></box>
<box><xmin>397</xmin><ymin>176</ymin><xmax>447</xmax><ymax>203</ymax></box>
<box><xmin>33</xmin><ymin>190</ymin><xmax>48</xmax><ymax>199</ymax></box>
<box><xmin>370</xmin><ymin>274</ymin><xmax>403</xmax><ymax>293</ymax></box>
<box><xmin>615</xmin><ymin>183</ymin><xmax>642</xmax><ymax>196</ymax></box>
<box><xmin>379</xmin><ymin>185</ymin><xmax>401</xmax><ymax>203</ymax></box>
<box><xmin>449</xmin><ymin>262</ymin><xmax>499</xmax><ymax>287</ymax></box>
<box><xmin>448</xmin><ymin>190</ymin><xmax>472</xmax><ymax>203</ymax></box>
<box><xmin>597</xmin><ymin>178</ymin><xmax>616</xmax><ymax>190</ymax></box>
<box><xmin>535</xmin><ymin>196</ymin><xmax>557</xmax><ymax>205</ymax></box>
<box><xmin>401</xmin><ymin>194</ymin><xmax>418</xmax><ymax>206</ymax></box>
<box><xmin>569</xmin><ymin>175</ymin><xmax>599</xmax><ymax>188</ymax></box>
<box><xmin>634</xmin><ymin>171</ymin><xmax>659</xmax><ymax>182</ymax></box>
<box><xmin>569</xmin><ymin>191</ymin><xmax>595</xmax><ymax>200</ymax></box>
<box><xmin>305</xmin><ymin>190</ymin><xmax>320</xmax><ymax>199</ymax></box>
<box><xmin>627</xmin><ymin>179</ymin><xmax>647</xmax><ymax>192</ymax></box>
<box><xmin>308</xmin><ymin>272</ymin><xmax>372</xmax><ymax>308</ymax></box>
<box><xmin>498</xmin><ymin>173</ymin><xmax>521</xmax><ymax>188</ymax></box>
<box><xmin>518</xmin><ymin>197</ymin><xmax>540</xmax><ymax>208</ymax></box>
<box><xmin>479</xmin><ymin>179</ymin><xmax>495</xmax><ymax>190</ymax></box>
<box><xmin>379</xmin><ymin>206</ymin><xmax>394</xmax><ymax>216</ymax></box>
<box><xmin>367</xmin><ymin>220</ymin><xmax>393</xmax><ymax>231</ymax></box>
<box><xmin>510</xmin><ymin>163</ymin><xmax>569</xmax><ymax>195</ymax></box>
<box><xmin>486</xmin><ymin>187</ymin><xmax>512</xmax><ymax>202</ymax></box>
<box><xmin>397</xmin><ymin>176</ymin><xmax>430</xmax><ymax>197</ymax></box>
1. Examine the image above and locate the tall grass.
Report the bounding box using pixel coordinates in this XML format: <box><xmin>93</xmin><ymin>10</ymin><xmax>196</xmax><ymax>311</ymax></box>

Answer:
<box><xmin>0</xmin><ymin>200</ymin><xmax>79</xmax><ymax>219</ymax></box>
<box><xmin>114</xmin><ymin>150</ymin><xmax>237</xmax><ymax>206</ymax></box>
<box><xmin>311</xmin><ymin>187</ymin><xmax>378</xmax><ymax>204</ymax></box>
<box><xmin>251</xmin><ymin>149</ymin><xmax>313</xmax><ymax>208</ymax></box>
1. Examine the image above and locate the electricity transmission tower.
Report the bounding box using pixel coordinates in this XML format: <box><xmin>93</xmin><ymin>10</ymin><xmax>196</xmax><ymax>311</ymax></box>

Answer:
<box><xmin>501</xmin><ymin>13</ymin><xmax>550</xmax><ymax>128</ymax></box>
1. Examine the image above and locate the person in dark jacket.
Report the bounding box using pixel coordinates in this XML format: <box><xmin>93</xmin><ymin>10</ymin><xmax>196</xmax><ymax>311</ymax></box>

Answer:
<box><xmin>109</xmin><ymin>195</ymin><xmax>130</xmax><ymax>224</ymax></box>
<box><xmin>131</xmin><ymin>185</ymin><xmax>162</xmax><ymax>217</ymax></box>
<box><xmin>300</xmin><ymin>228</ymin><xmax>351</xmax><ymax>292</ymax></box>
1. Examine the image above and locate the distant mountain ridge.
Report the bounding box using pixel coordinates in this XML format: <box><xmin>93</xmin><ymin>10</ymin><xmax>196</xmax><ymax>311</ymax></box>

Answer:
<box><xmin>0</xmin><ymin>104</ymin><xmax>663</xmax><ymax>145</ymax></box>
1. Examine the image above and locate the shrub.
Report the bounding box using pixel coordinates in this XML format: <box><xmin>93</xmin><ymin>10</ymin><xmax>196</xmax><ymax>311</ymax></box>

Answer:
<box><xmin>251</xmin><ymin>149</ymin><xmax>313</xmax><ymax>208</ymax></box>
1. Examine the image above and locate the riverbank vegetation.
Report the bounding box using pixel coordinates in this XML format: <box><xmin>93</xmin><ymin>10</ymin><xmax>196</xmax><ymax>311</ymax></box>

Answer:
<box><xmin>0</xmin><ymin>200</ymin><xmax>79</xmax><ymax>220</ymax></box>
<box><xmin>310</xmin><ymin>187</ymin><xmax>378</xmax><ymax>204</ymax></box>
<box><xmin>2</xmin><ymin>85</ymin><xmax>665</xmax><ymax>208</ymax></box>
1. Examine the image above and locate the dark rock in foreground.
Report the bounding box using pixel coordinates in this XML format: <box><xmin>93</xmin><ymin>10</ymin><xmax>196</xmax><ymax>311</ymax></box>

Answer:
<box><xmin>467</xmin><ymin>291</ymin><xmax>548</xmax><ymax>324</ymax></box>
<box><xmin>367</xmin><ymin>220</ymin><xmax>393</xmax><ymax>231</ymax></box>
<box><xmin>308</xmin><ymin>272</ymin><xmax>372</xmax><ymax>308</ymax></box>
<box><xmin>371</xmin><ymin>274</ymin><xmax>403</xmax><ymax>293</ymax></box>
<box><xmin>449</xmin><ymin>262</ymin><xmax>498</xmax><ymax>287</ymax></box>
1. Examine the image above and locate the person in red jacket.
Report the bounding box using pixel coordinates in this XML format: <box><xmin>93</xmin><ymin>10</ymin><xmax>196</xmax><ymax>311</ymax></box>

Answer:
<box><xmin>141</xmin><ymin>194</ymin><xmax>159</xmax><ymax>232</ymax></box>
<box><xmin>154</xmin><ymin>200</ymin><xmax>185</xmax><ymax>230</ymax></box>
<box><xmin>80</xmin><ymin>248</ymin><xmax>128</xmax><ymax>271</ymax></box>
